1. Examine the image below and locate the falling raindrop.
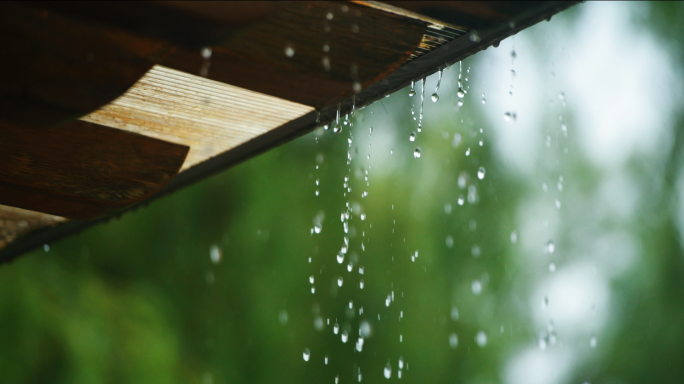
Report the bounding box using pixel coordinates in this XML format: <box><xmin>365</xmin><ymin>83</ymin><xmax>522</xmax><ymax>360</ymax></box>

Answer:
<box><xmin>481</xmin><ymin>93</ymin><xmax>486</xmax><ymax>104</ymax></box>
<box><xmin>590</xmin><ymin>336</ymin><xmax>597</xmax><ymax>348</ymax></box>
<box><xmin>449</xmin><ymin>333</ymin><xmax>459</xmax><ymax>348</ymax></box>
<box><xmin>465</xmin><ymin>147</ymin><xmax>471</xmax><ymax>156</ymax></box>
<box><xmin>409</xmin><ymin>80</ymin><xmax>416</xmax><ymax>97</ymax></box>
<box><xmin>409</xmin><ymin>132</ymin><xmax>416</xmax><ymax>142</ymax></box>
<box><xmin>413</xmin><ymin>148</ymin><xmax>422</xmax><ymax>158</ymax></box>
<box><xmin>555</xmin><ymin>199</ymin><xmax>561</xmax><ymax>209</ymax></box>
<box><xmin>471</xmin><ymin>245</ymin><xmax>481</xmax><ymax>258</ymax></box>
<box><xmin>549</xmin><ymin>262</ymin><xmax>556</xmax><ymax>272</ymax></box>
<box><xmin>309</xmin><ymin>275</ymin><xmax>315</xmax><ymax>284</ymax></box>
<box><xmin>546</xmin><ymin>240</ymin><xmax>555</xmax><ymax>254</ymax></box>
<box><xmin>201</xmin><ymin>47</ymin><xmax>212</xmax><ymax>59</ymax></box>
<box><xmin>471</xmin><ymin>280</ymin><xmax>482</xmax><ymax>295</ymax></box>
<box><xmin>325</xmin><ymin>356</ymin><xmax>329</xmax><ymax>365</ymax></box>
<box><xmin>384</xmin><ymin>363</ymin><xmax>392</xmax><ymax>379</ymax></box>
<box><xmin>341</xmin><ymin>330</ymin><xmax>349</xmax><ymax>343</ymax></box>
<box><xmin>333</xmin><ymin>323</ymin><xmax>340</xmax><ymax>334</ymax></box>
<box><xmin>457</xmin><ymin>88</ymin><xmax>465</xmax><ymax>98</ymax></box>
<box><xmin>457</xmin><ymin>195</ymin><xmax>465</xmax><ymax>205</ymax></box>
<box><xmin>314</xmin><ymin>224</ymin><xmax>322</xmax><ymax>233</ymax></box>
<box><xmin>475</xmin><ymin>331</ymin><xmax>488</xmax><ymax>347</ymax></box>
<box><xmin>477</xmin><ymin>167</ymin><xmax>486</xmax><ymax>180</ymax></box>
<box><xmin>284</xmin><ymin>44</ymin><xmax>295</xmax><ymax>58</ymax></box>
<box><xmin>451</xmin><ymin>307</ymin><xmax>460</xmax><ymax>321</ymax></box>
<box><xmin>431</xmin><ymin>69</ymin><xmax>442</xmax><ymax>102</ymax></box>
<box><xmin>444</xmin><ymin>202</ymin><xmax>452</xmax><ymax>214</ymax></box>
<box><xmin>209</xmin><ymin>244</ymin><xmax>222</xmax><ymax>264</ymax></box>
<box><xmin>326</xmin><ymin>11</ymin><xmax>334</xmax><ymax>20</ymax></box>
<box><xmin>446</xmin><ymin>235</ymin><xmax>454</xmax><ymax>248</ymax></box>
<box><xmin>303</xmin><ymin>348</ymin><xmax>311</xmax><ymax>361</ymax></box>
<box><xmin>510</xmin><ymin>231</ymin><xmax>518</xmax><ymax>243</ymax></box>
<box><xmin>452</xmin><ymin>133</ymin><xmax>463</xmax><ymax>147</ymax></box>
<box><xmin>337</xmin><ymin>277</ymin><xmax>344</xmax><ymax>286</ymax></box>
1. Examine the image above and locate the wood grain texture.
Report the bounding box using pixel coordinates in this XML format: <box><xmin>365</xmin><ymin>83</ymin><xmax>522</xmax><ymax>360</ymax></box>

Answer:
<box><xmin>0</xmin><ymin>121</ymin><xmax>189</xmax><ymax>220</ymax></box>
<box><xmin>81</xmin><ymin>66</ymin><xmax>315</xmax><ymax>170</ymax></box>
<box><xmin>0</xmin><ymin>2</ymin><xmax>174</xmax><ymax>128</ymax></box>
<box><xmin>161</xmin><ymin>1</ymin><xmax>428</xmax><ymax>108</ymax></box>
<box><xmin>0</xmin><ymin>206</ymin><xmax>65</xmax><ymax>250</ymax></box>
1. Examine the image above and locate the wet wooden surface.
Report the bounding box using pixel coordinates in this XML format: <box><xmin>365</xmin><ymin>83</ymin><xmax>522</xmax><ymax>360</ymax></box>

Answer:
<box><xmin>0</xmin><ymin>120</ymin><xmax>188</xmax><ymax>220</ymax></box>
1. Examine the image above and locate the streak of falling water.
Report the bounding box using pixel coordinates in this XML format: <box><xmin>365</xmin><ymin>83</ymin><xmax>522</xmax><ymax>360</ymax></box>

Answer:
<box><xmin>409</xmin><ymin>80</ymin><xmax>416</xmax><ymax>97</ymax></box>
<box><xmin>383</xmin><ymin>362</ymin><xmax>392</xmax><ymax>379</ymax></box>
<box><xmin>333</xmin><ymin>104</ymin><xmax>342</xmax><ymax>133</ymax></box>
<box><xmin>431</xmin><ymin>69</ymin><xmax>442</xmax><ymax>102</ymax></box>
<box><xmin>417</xmin><ymin>78</ymin><xmax>425</xmax><ymax>132</ymax></box>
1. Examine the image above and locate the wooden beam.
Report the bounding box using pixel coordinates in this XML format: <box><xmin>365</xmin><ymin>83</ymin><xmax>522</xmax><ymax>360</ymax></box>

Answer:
<box><xmin>0</xmin><ymin>121</ymin><xmax>189</xmax><ymax>220</ymax></box>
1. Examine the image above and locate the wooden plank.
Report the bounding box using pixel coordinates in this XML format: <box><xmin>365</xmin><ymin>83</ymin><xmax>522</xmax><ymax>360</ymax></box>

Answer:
<box><xmin>161</xmin><ymin>1</ymin><xmax>432</xmax><ymax>108</ymax></box>
<box><xmin>0</xmin><ymin>2</ymin><xmax>173</xmax><ymax>128</ymax></box>
<box><xmin>0</xmin><ymin>121</ymin><xmax>189</xmax><ymax>220</ymax></box>
<box><xmin>81</xmin><ymin>66</ymin><xmax>315</xmax><ymax>170</ymax></box>
<box><xmin>0</xmin><ymin>206</ymin><xmax>65</xmax><ymax>250</ymax></box>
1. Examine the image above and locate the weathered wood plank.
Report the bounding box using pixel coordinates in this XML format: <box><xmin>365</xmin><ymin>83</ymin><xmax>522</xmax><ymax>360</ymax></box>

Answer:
<box><xmin>0</xmin><ymin>2</ymin><xmax>173</xmax><ymax>128</ymax></box>
<box><xmin>0</xmin><ymin>121</ymin><xmax>189</xmax><ymax>219</ymax></box>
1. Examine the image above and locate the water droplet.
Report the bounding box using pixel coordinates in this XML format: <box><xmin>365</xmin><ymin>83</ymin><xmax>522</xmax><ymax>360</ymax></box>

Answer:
<box><xmin>511</xmin><ymin>49</ymin><xmax>517</xmax><ymax>60</ymax></box>
<box><xmin>359</xmin><ymin>279</ymin><xmax>365</xmax><ymax>289</ymax></box>
<box><xmin>431</xmin><ymin>93</ymin><xmax>439</xmax><ymax>102</ymax></box>
<box><xmin>504</xmin><ymin>112</ymin><xmax>512</xmax><ymax>121</ymax></box>
<box><xmin>449</xmin><ymin>333</ymin><xmax>459</xmax><ymax>348</ymax></box>
<box><xmin>44</xmin><ymin>244</ymin><xmax>50</xmax><ymax>252</ymax></box>
<box><xmin>457</xmin><ymin>100</ymin><xmax>464</xmax><ymax>107</ymax></box>
<box><xmin>322</xmin><ymin>56</ymin><xmax>331</xmax><ymax>72</ymax></box>
<box><xmin>413</xmin><ymin>148</ymin><xmax>422</xmax><ymax>158</ymax></box>
<box><xmin>311</xmin><ymin>287</ymin><xmax>316</xmax><ymax>294</ymax></box>
<box><xmin>539</xmin><ymin>334</ymin><xmax>548</xmax><ymax>350</ymax></box>
<box><xmin>590</xmin><ymin>336</ymin><xmax>597</xmax><ymax>348</ymax></box>
<box><xmin>284</xmin><ymin>44</ymin><xmax>295</xmax><ymax>58</ymax></box>
<box><xmin>409</xmin><ymin>132</ymin><xmax>416</xmax><ymax>142</ymax></box>
<box><xmin>325</xmin><ymin>356</ymin><xmax>329</xmax><ymax>365</ymax></box>
<box><xmin>309</xmin><ymin>275</ymin><xmax>315</xmax><ymax>284</ymax></box>
<box><xmin>546</xmin><ymin>240</ymin><xmax>555</xmax><ymax>254</ymax></box>
<box><xmin>201</xmin><ymin>47</ymin><xmax>212</xmax><ymax>59</ymax></box>
<box><xmin>471</xmin><ymin>245</ymin><xmax>481</xmax><ymax>258</ymax></box>
<box><xmin>481</xmin><ymin>93</ymin><xmax>486</xmax><ymax>104</ymax></box>
<box><xmin>322</xmin><ymin>43</ymin><xmax>330</xmax><ymax>53</ymax></box>
<box><xmin>451</xmin><ymin>307</ymin><xmax>460</xmax><ymax>321</ymax></box>
<box><xmin>398</xmin><ymin>357</ymin><xmax>404</xmax><ymax>370</ymax></box>
<box><xmin>555</xmin><ymin>199</ymin><xmax>561</xmax><ymax>209</ymax></box>
<box><xmin>209</xmin><ymin>244</ymin><xmax>221</xmax><ymax>264</ymax></box>
<box><xmin>444</xmin><ymin>202</ymin><xmax>452</xmax><ymax>214</ymax></box>
<box><xmin>469</xmin><ymin>30</ymin><xmax>481</xmax><ymax>42</ymax></box>
<box><xmin>446</xmin><ymin>235</ymin><xmax>454</xmax><ymax>248</ymax></box>
<box><xmin>333</xmin><ymin>125</ymin><xmax>342</xmax><ymax>133</ymax></box>
<box><xmin>333</xmin><ymin>323</ymin><xmax>339</xmax><ymax>334</ymax></box>
<box><xmin>546</xmin><ymin>135</ymin><xmax>552</xmax><ymax>147</ymax></box>
<box><xmin>279</xmin><ymin>310</ymin><xmax>288</xmax><ymax>325</ymax></box>
<box><xmin>303</xmin><ymin>348</ymin><xmax>311</xmax><ymax>361</ymax></box>
<box><xmin>408</xmin><ymin>80</ymin><xmax>416</xmax><ymax>97</ymax></box>
<box><xmin>542</xmin><ymin>182</ymin><xmax>548</xmax><ymax>192</ymax></box>
<box><xmin>337</xmin><ymin>277</ymin><xmax>344</xmax><ymax>286</ymax></box>
<box><xmin>558</xmin><ymin>92</ymin><xmax>565</xmax><ymax>101</ymax></box>
<box><xmin>326</xmin><ymin>11</ymin><xmax>334</xmax><ymax>20</ymax></box>
<box><xmin>549</xmin><ymin>262</ymin><xmax>556</xmax><ymax>272</ymax></box>
<box><xmin>384</xmin><ymin>363</ymin><xmax>392</xmax><ymax>379</ymax></box>
<box><xmin>314</xmin><ymin>224</ymin><xmax>322</xmax><ymax>233</ymax></box>
<box><xmin>341</xmin><ymin>330</ymin><xmax>349</xmax><ymax>343</ymax></box>
<box><xmin>477</xmin><ymin>167</ymin><xmax>486</xmax><ymax>180</ymax></box>
<box><xmin>475</xmin><ymin>331</ymin><xmax>488</xmax><ymax>347</ymax></box>
<box><xmin>452</xmin><ymin>133</ymin><xmax>462</xmax><ymax>147</ymax></box>
<box><xmin>510</xmin><ymin>231</ymin><xmax>518</xmax><ymax>243</ymax></box>
<box><xmin>359</xmin><ymin>266</ymin><xmax>365</xmax><ymax>274</ymax></box>
<box><xmin>471</xmin><ymin>280</ymin><xmax>482</xmax><ymax>295</ymax></box>
<box><xmin>457</xmin><ymin>88</ymin><xmax>465</xmax><ymax>98</ymax></box>
<box><xmin>457</xmin><ymin>195</ymin><xmax>465</xmax><ymax>205</ymax></box>
<box><xmin>465</xmin><ymin>147</ymin><xmax>471</xmax><ymax>156</ymax></box>
<box><xmin>337</xmin><ymin>254</ymin><xmax>344</xmax><ymax>263</ymax></box>
<box><xmin>542</xmin><ymin>296</ymin><xmax>549</xmax><ymax>310</ymax></box>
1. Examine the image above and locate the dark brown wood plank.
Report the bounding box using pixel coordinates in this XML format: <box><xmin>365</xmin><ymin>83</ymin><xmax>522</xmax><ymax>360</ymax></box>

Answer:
<box><xmin>161</xmin><ymin>1</ymin><xmax>429</xmax><ymax>108</ymax></box>
<box><xmin>0</xmin><ymin>121</ymin><xmax>189</xmax><ymax>220</ymax></box>
<box><xmin>0</xmin><ymin>2</ymin><xmax>174</xmax><ymax>128</ymax></box>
